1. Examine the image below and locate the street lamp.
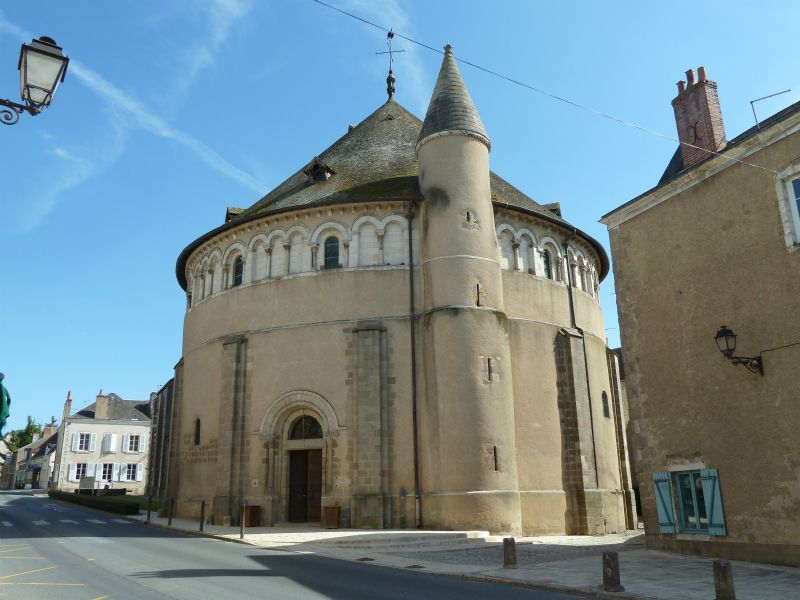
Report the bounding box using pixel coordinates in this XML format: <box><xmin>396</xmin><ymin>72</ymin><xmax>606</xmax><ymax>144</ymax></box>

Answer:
<box><xmin>0</xmin><ymin>36</ymin><xmax>69</xmax><ymax>126</ymax></box>
<box><xmin>714</xmin><ymin>325</ymin><xmax>764</xmax><ymax>375</ymax></box>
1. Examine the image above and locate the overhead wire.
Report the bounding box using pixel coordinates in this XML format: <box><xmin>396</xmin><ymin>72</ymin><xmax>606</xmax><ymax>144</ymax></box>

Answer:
<box><xmin>311</xmin><ymin>0</ymin><xmax>779</xmax><ymax>175</ymax></box>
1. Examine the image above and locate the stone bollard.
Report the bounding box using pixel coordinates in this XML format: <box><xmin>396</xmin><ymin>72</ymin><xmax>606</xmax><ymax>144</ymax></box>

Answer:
<box><xmin>713</xmin><ymin>560</ymin><xmax>736</xmax><ymax>600</ymax></box>
<box><xmin>146</xmin><ymin>495</ymin><xmax>152</xmax><ymax>523</ymax></box>
<box><xmin>199</xmin><ymin>500</ymin><xmax>206</xmax><ymax>533</ymax></box>
<box><xmin>240</xmin><ymin>504</ymin><xmax>245</xmax><ymax>540</ymax></box>
<box><xmin>168</xmin><ymin>497</ymin><xmax>175</xmax><ymax>526</ymax></box>
<box><xmin>598</xmin><ymin>551</ymin><xmax>625</xmax><ymax>593</ymax></box>
<box><xmin>503</xmin><ymin>537</ymin><xmax>517</xmax><ymax>569</ymax></box>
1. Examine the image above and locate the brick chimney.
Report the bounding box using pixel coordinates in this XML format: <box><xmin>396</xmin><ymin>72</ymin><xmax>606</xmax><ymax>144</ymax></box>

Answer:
<box><xmin>671</xmin><ymin>66</ymin><xmax>726</xmax><ymax>169</ymax></box>
<box><xmin>95</xmin><ymin>391</ymin><xmax>110</xmax><ymax>420</ymax></box>
<box><xmin>62</xmin><ymin>390</ymin><xmax>72</xmax><ymax>422</ymax></box>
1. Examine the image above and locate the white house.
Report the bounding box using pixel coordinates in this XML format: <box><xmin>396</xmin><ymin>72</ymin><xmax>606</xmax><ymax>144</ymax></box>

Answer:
<box><xmin>52</xmin><ymin>390</ymin><xmax>151</xmax><ymax>494</ymax></box>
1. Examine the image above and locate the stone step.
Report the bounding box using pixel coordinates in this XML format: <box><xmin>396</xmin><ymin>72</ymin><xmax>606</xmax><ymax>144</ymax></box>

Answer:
<box><xmin>318</xmin><ymin>531</ymin><xmax>501</xmax><ymax>551</ymax></box>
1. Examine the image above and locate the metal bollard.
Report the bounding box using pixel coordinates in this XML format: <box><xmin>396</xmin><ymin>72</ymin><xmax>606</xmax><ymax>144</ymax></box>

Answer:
<box><xmin>239</xmin><ymin>503</ymin><xmax>245</xmax><ymax>540</ymax></box>
<box><xmin>502</xmin><ymin>537</ymin><xmax>517</xmax><ymax>569</ymax></box>
<box><xmin>146</xmin><ymin>495</ymin><xmax>152</xmax><ymax>523</ymax></box>
<box><xmin>168</xmin><ymin>497</ymin><xmax>175</xmax><ymax>526</ymax></box>
<box><xmin>713</xmin><ymin>560</ymin><xmax>736</xmax><ymax>600</ymax></box>
<box><xmin>199</xmin><ymin>500</ymin><xmax>206</xmax><ymax>532</ymax></box>
<box><xmin>598</xmin><ymin>551</ymin><xmax>625</xmax><ymax>593</ymax></box>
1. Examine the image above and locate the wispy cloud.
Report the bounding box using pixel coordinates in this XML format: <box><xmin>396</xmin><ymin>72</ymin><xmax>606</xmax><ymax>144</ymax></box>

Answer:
<box><xmin>70</xmin><ymin>60</ymin><xmax>264</xmax><ymax>192</ymax></box>
<box><xmin>170</xmin><ymin>0</ymin><xmax>253</xmax><ymax>100</ymax></box>
<box><xmin>0</xmin><ymin>6</ymin><xmax>262</xmax><ymax>230</ymax></box>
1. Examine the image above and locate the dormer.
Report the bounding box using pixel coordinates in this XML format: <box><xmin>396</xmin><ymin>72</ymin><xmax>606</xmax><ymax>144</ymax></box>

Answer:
<box><xmin>303</xmin><ymin>157</ymin><xmax>335</xmax><ymax>182</ymax></box>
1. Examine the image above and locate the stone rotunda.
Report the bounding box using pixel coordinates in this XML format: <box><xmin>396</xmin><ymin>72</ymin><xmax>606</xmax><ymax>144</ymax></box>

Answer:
<box><xmin>167</xmin><ymin>46</ymin><xmax>635</xmax><ymax>535</ymax></box>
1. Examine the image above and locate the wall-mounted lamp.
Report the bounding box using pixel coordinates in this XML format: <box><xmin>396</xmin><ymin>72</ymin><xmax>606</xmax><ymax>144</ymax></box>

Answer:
<box><xmin>714</xmin><ymin>325</ymin><xmax>764</xmax><ymax>375</ymax></box>
<box><xmin>1</xmin><ymin>37</ymin><xmax>69</xmax><ymax>126</ymax></box>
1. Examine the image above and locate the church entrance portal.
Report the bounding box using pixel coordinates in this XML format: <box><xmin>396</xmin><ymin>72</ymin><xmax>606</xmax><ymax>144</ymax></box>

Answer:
<box><xmin>285</xmin><ymin>414</ymin><xmax>324</xmax><ymax>523</ymax></box>
<box><xmin>288</xmin><ymin>449</ymin><xmax>322</xmax><ymax>522</ymax></box>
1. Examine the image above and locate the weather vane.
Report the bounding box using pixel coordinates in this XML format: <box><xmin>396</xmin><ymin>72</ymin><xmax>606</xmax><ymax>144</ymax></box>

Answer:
<box><xmin>376</xmin><ymin>30</ymin><xmax>404</xmax><ymax>99</ymax></box>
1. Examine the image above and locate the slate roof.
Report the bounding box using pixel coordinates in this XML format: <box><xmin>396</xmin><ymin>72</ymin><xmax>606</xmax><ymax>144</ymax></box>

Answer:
<box><xmin>73</xmin><ymin>393</ymin><xmax>151</xmax><ymax>421</ymax></box>
<box><xmin>417</xmin><ymin>45</ymin><xmax>490</xmax><ymax>149</ymax></box>
<box><xmin>177</xmin><ymin>97</ymin><xmax>610</xmax><ymax>288</ymax></box>
<box><xmin>612</xmin><ymin>99</ymin><xmax>800</xmax><ymax>216</ymax></box>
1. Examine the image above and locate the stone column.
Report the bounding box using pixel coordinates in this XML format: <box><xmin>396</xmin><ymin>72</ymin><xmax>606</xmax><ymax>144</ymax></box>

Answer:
<box><xmin>282</xmin><ymin>242</ymin><xmax>291</xmax><ymax>275</ymax></box>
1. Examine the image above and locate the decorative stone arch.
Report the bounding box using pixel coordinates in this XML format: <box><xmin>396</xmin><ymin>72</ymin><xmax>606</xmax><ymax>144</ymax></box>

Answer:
<box><xmin>247</xmin><ymin>233</ymin><xmax>271</xmax><ymax>282</ymax></box>
<box><xmin>538</xmin><ymin>236</ymin><xmax>563</xmax><ymax>282</ymax></box>
<box><xmin>285</xmin><ymin>224</ymin><xmax>311</xmax><ymax>241</ymax></box>
<box><xmin>310</xmin><ymin>222</ymin><xmax>349</xmax><ymax>270</ymax></box>
<box><xmin>351</xmin><ymin>214</ymin><xmax>383</xmax><ymax>234</ymax></box>
<box><xmin>259</xmin><ymin>390</ymin><xmax>341</xmax><ymax>439</ymax></box>
<box><xmin>258</xmin><ymin>390</ymin><xmax>343</xmax><ymax>525</ymax></box>
<box><xmin>264</xmin><ymin>229</ymin><xmax>288</xmax><ymax>246</ymax></box>
<box><xmin>380</xmin><ymin>214</ymin><xmax>408</xmax><ymax>265</ymax></box>
<box><xmin>222</xmin><ymin>241</ymin><xmax>248</xmax><ymax>267</ymax></box>
<box><xmin>207</xmin><ymin>249</ymin><xmax>223</xmax><ymax>295</ymax></box>
<box><xmin>496</xmin><ymin>225</ymin><xmax>516</xmax><ymax>270</ymax></box>
<box><xmin>516</xmin><ymin>228</ymin><xmax>538</xmax><ymax>274</ymax></box>
<box><xmin>310</xmin><ymin>221</ymin><xmax>350</xmax><ymax>245</ymax></box>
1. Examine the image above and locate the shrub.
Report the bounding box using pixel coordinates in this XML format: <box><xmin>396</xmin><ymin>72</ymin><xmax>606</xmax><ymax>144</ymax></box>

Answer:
<box><xmin>48</xmin><ymin>490</ymin><xmax>140</xmax><ymax>515</ymax></box>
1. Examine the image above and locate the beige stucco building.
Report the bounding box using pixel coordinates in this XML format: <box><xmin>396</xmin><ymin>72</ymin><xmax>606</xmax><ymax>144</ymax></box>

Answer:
<box><xmin>167</xmin><ymin>48</ymin><xmax>635</xmax><ymax>534</ymax></box>
<box><xmin>601</xmin><ymin>68</ymin><xmax>800</xmax><ymax>565</ymax></box>
<box><xmin>52</xmin><ymin>391</ymin><xmax>151</xmax><ymax>494</ymax></box>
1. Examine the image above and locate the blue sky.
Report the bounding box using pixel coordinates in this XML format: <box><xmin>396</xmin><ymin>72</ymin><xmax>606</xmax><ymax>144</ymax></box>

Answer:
<box><xmin>1</xmin><ymin>1</ymin><xmax>798</xmax><ymax>431</ymax></box>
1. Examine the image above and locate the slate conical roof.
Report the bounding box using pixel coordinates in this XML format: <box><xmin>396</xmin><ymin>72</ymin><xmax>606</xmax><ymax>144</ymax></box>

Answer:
<box><xmin>417</xmin><ymin>45</ymin><xmax>490</xmax><ymax>151</ymax></box>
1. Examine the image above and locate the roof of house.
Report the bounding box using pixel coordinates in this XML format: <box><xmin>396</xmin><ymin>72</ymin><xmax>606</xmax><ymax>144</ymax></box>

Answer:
<box><xmin>72</xmin><ymin>393</ymin><xmax>150</xmax><ymax>422</ymax></box>
<box><xmin>177</xmin><ymin>98</ymin><xmax>609</xmax><ymax>288</ymax></box>
<box><xmin>604</xmin><ymin>99</ymin><xmax>800</xmax><ymax>220</ymax></box>
<box><xmin>417</xmin><ymin>45</ymin><xmax>489</xmax><ymax>149</ymax></box>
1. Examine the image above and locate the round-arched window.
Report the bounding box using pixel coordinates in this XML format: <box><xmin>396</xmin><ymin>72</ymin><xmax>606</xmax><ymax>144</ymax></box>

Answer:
<box><xmin>288</xmin><ymin>415</ymin><xmax>323</xmax><ymax>440</ymax></box>
<box><xmin>542</xmin><ymin>249</ymin><xmax>553</xmax><ymax>279</ymax></box>
<box><xmin>233</xmin><ymin>256</ymin><xmax>244</xmax><ymax>287</ymax></box>
<box><xmin>324</xmin><ymin>236</ymin><xmax>340</xmax><ymax>270</ymax></box>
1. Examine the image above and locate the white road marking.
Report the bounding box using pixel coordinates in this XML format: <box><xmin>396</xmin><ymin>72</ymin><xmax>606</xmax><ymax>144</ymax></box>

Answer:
<box><xmin>1</xmin><ymin>522</ymin><xmax>11</xmax><ymax>527</ymax></box>
<box><xmin>59</xmin><ymin>520</ymin><xmax>78</xmax><ymax>524</ymax></box>
<box><xmin>86</xmin><ymin>519</ymin><xmax>106</xmax><ymax>524</ymax></box>
<box><xmin>111</xmin><ymin>519</ymin><xmax>131</xmax><ymax>524</ymax></box>
<box><xmin>32</xmin><ymin>520</ymin><xmax>49</xmax><ymax>526</ymax></box>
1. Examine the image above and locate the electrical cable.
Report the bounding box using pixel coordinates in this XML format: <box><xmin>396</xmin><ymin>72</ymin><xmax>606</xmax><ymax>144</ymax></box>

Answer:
<box><xmin>311</xmin><ymin>0</ymin><xmax>779</xmax><ymax>175</ymax></box>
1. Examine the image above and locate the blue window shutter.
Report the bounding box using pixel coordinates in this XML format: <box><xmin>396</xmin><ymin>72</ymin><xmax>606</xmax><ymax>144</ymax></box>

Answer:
<box><xmin>701</xmin><ymin>469</ymin><xmax>727</xmax><ymax>536</ymax></box>
<box><xmin>652</xmin><ymin>472</ymin><xmax>676</xmax><ymax>533</ymax></box>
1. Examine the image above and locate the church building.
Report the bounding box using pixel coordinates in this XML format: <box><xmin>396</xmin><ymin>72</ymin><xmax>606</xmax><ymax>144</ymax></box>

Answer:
<box><xmin>167</xmin><ymin>46</ymin><xmax>634</xmax><ymax>535</ymax></box>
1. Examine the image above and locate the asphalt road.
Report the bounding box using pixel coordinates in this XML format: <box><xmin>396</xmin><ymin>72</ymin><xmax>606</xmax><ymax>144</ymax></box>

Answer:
<box><xmin>0</xmin><ymin>491</ymin><xmax>586</xmax><ymax>600</ymax></box>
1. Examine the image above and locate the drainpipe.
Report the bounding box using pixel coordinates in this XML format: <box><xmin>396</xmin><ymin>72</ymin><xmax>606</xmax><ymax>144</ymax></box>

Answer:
<box><xmin>562</xmin><ymin>233</ymin><xmax>600</xmax><ymax>489</ymax></box>
<box><xmin>407</xmin><ymin>199</ymin><xmax>423</xmax><ymax>528</ymax></box>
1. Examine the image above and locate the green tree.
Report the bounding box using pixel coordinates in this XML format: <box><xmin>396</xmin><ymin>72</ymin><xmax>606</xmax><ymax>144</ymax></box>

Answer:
<box><xmin>6</xmin><ymin>416</ymin><xmax>43</xmax><ymax>452</ymax></box>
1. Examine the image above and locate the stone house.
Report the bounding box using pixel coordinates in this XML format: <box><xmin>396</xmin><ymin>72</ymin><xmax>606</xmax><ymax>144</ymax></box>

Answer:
<box><xmin>166</xmin><ymin>47</ymin><xmax>635</xmax><ymax>534</ymax></box>
<box><xmin>52</xmin><ymin>390</ymin><xmax>151</xmax><ymax>494</ymax></box>
<box><xmin>601</xmin><ymin>68</ymin><xmax>800</xmax><ymax>565</ymax></box>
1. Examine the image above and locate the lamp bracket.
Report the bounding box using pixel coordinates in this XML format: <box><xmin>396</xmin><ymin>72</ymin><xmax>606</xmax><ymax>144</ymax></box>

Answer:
<box><xmin>0</xmin><ymin>98</ymin><xmax>40</xmax><ymax>126</ymax></box>
<box><xmin>729</xmin><ymin>355</ymin><xmax>764</xmax><ymax>376</ymax></box>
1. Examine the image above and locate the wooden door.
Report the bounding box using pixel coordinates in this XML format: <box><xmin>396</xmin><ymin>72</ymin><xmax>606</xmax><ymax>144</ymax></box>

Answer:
<box><xmin>288</xmin><ymin>449</ymin><xmax>323</xmax><ymax>523</ymax></box>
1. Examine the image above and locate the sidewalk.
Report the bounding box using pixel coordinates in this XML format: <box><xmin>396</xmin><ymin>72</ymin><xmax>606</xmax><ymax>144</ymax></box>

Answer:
<box><xmin>130</xmin><ymin>511</ymin><xmax>800</xmax><ymax>599</ymax></box>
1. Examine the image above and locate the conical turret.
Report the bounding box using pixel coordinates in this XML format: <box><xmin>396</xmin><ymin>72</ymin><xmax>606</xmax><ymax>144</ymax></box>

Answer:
<box><xmin>417</xmin><ymin>45</ymin><xmax>490</xmax><ymax>151</ymax></box>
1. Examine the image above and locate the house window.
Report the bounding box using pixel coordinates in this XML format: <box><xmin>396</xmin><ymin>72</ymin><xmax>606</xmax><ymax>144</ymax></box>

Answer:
<box><xmin>324</xmin><ymin>236</ymin><xmax>340</xmax><ymax>269</ymax></box>
<box><xmin>128</xmin><ymin>435</ymin><xmax>141</xmax><ymax>453</ymax></box>
<box><xmin>542</xmin><ymin>249</ymin><xmax>553</xmax><ymax>279</ymax></box>
<box><xmin>102</xmin><ymin>463</ymin><xmax>114</xmax><ymax>481</ymax></box>
<box><xmin>126</xmin><ymin>464</ymin><xmax>138</xmax><ymax>481</ymax></box>
<box><xmin>790</xmin><ymin>178</ymin><xmax>800</xmax><ymax>241</ymax></box>
<box><xmin>288</xmin><ymin>415</ymin><xmax>323</xmax><ymax>440</ymax></box>
<box><xmin>652</xmin><ymin>469</ymin><xmax>726</xmax><ymax>536</ymax></box>
<box><xmin>76</xmin><ymin>463</ymin><xmax>87</xmax><ymax>480</ymax></box>
<box><xmin>194</xmin><ymin>419</ymin><xmax>201</xmax><ymax>446</ymax></box>
<box><xmin>78</xmin><ymin>433</ymin><xmax>91</xmax><ymax>451</ymax></box>
<box><xmin>601</xmin><ymin>391</ymin><xmax>610</xmax><ymax>418</ymax></box>
<box><xmin>233</xmin><ymin>256</ymin><xmax>244</xmax><ymax>287</ymax></box>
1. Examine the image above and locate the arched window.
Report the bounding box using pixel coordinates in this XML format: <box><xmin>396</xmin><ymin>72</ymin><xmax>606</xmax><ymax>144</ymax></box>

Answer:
<box><xmin>601</xmin><ymin>391</ymin><xmax>610</xmax><ymax>418</ymax></box>
<box><xmin>233</xmin><ymin>256</ymin><xmax>244</xmax><ymax>287</ymax></box>
<box><xmin>288</xmin><ymin>415</ymin><xmax>323</xmax><ymax>440</ymax></box>
<box><xmin>542</xmin><ymin>249</ymin><xmax>553</xmax><ymax>280</ymax></box>
<box><xmin>194</xmin><ymin>418</ymin><xmax>201</xmax><ymax>445</ymax></box>
<box><xmin>324</xmin><ymin>236</ymin><xmax>340</xmax><ymax>269</ymax></box>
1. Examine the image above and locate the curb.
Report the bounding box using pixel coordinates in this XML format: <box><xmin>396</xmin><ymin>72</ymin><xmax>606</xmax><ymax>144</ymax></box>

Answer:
<box><xmin>456</xmin><ymin>573</ymin><xmax>657</xmax><ymax>600</ymax></box>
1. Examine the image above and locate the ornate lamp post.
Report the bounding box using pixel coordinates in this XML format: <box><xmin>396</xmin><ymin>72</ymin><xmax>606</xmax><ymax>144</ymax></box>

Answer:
<box><xmin>714</xmin><ymin>325</ymin><xmax>764</xmax><ymax>375</ymax></box>
<box><xmin>1</xmin><ymin>36</ymin><xmax>69</xmax><ymax>126</ymax></box>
